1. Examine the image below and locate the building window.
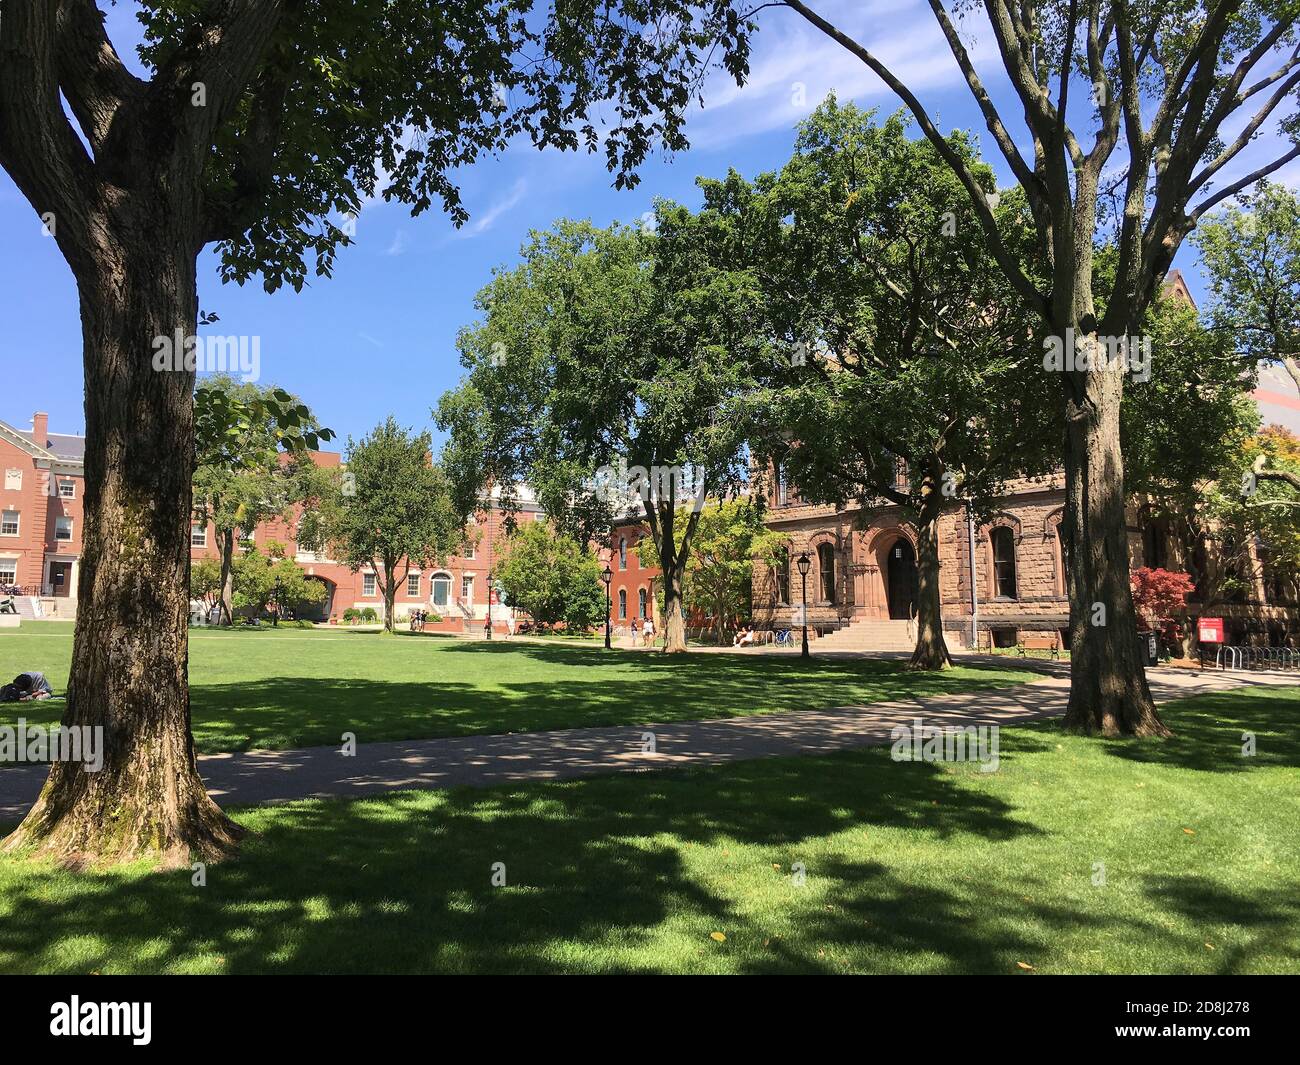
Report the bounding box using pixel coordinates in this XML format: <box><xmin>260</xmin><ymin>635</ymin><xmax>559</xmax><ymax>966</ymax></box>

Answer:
<box><xmin>0</xmin><ymin>559</ymin><xmax>16</xmax><ymax>585</ymax></box>
<box><xmin>817</xmin><ymin>542</ymin><xmax>835</xmax><ymax>603</ymax></box>
<box><xmin>638</xmin><ymin>587</ymin><xmax>648</xmax><ymax>618</ymax></box>
<box><xmin>992</xmin><ymin>627</ymin><xmax>1018</xmax><ymax>649</ymax></box>
<box><xmin>407</xmin><ymin>572</ymin><xmax>421</xmax><ymax>597</ymax></box>
<box><xmin>618</xmin><ymin>588</ymin><xmax>627</xmax><ymax>619</ymax></box>
<box><xmin>1</xmin><ymin>510</ymin><xmax>19</xmax><ymax>536</ymax></box>
<box><xmin>431</xmin><ymin>574</ymin><xmax>451</xmax><ymax>608</ymax></box>
<box><xmin>775</xmin><ymin>463</ymin><xmax>788</xmax><ymax>507</ymax></box>
<box><xmin>774</xmin><ymin>546</ymin><xmax>791</xmax><ymax>603</ymax></box>
<box><xmin>461</xmin><ymin>575</ymin><xmax>474</xmax><ymax>601</ymax></box>
<box><xmin>991</xmin><ymin>527</ymin><xmax>1018</xmax><ymax>599</ymax></box>
<box><xmin>618</xmin><ymin>537</ymin><xmax>627</xmax><ymax>570</ymax></box>
<box><xmin>1143</xmin><ymin>519</ymin><xmax>1169</xmax><ymax>570</ymax></box>
<box><xmin>464</xmin><ymin>543</ymin><xmax>476</xmax><ymax>560</ymax></box>
<box><xmin>3</xmin><ymin>469</ymin><xmax>20</xmax><ymax>491</ymax></box>
<box><xmin>191</xmin><ymin>524</ymin><xmax>207</xmax><ymax>547</ymax></box>
<box><xmin>362</xmin><ymin>572</ymin><xmax>377</xmax><ymax>597</ymax></box>
<box><xmin>57</xmin><ymin>479</ymin><xmax>75</xmax><ymax>499</ymax></box>
<box><xmin>55</xmin><ymin>517</ymin><xmax>73</xmax><ymax>542</ymax></box>
<box><xmin>238</xmin><ymin>531</ymin><xmax>255</xmax><ymax>551</ymax></box>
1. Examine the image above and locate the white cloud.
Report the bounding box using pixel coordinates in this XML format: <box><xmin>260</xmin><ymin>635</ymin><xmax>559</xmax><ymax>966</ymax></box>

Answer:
<box><xmin>460</xmin><ymin>177</ymin><xmax>529</xmax><ymax>236</ymax></box>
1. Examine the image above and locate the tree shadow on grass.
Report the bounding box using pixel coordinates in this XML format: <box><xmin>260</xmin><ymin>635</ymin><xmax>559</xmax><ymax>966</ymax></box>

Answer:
<box><xmin>179</xmin><ymin>653</ymin><xmax>1043</xmax><ymax>753</ymax></box>
<box><xmin>0</xmin><ymin>745</ymin><xmax>1046</xmax><ymax>974</ymax></box>
<box><xmin>1099</xmin><ymin>688</ymin><xmax>1300</xmax><ymax>774</ymax></box>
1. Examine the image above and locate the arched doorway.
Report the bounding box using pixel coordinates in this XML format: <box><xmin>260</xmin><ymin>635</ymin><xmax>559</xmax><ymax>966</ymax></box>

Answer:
<box><xmin>298</xmin><ymin>576</ymin><xmax>336</xmax><ymax>622</ymax></box>
<box><xmin>885</xmin><ymin>539</ymin><xmax>918</xmax><ymax>620</ymax></box>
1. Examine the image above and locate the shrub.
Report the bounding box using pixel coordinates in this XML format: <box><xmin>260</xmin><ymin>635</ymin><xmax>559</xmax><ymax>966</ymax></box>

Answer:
<box><xmin>342</xmin><ymin>608</ymin><xmax>360</xmax><ymax>624</ymax></box>
<box><xmin>361</xmin><ymin>607</ymin><xmax>379</xmax><ymax>623</ymax></box>
<box><xmin>292</xmin><ymin>619</ymin><xmax>315</xmax><ymax>629</ymax></box>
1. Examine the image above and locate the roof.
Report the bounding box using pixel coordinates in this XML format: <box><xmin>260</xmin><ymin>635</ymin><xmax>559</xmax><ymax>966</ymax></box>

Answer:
<box><xmin>15</xmin><ymin>430</ymin><xmax>85</xmax><ymax>461</ymax></box>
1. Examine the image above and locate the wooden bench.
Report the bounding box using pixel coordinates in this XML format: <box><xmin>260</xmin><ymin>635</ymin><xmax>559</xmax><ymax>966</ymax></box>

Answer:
<box><xmin>1016</xmin><ymin>633</ymin><xmax>1062</xmax><ymax>660</ymax></box>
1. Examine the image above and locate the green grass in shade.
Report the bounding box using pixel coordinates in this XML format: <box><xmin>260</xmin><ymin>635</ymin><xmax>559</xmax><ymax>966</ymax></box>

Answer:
<box><xmin>0</xmin><ymin>624</ymin><xmax>1037</xmax><ymax>752</ymax></box>
<box><xmin>0</xmin><ymin>685</ymin><xmax>1295</xmax><ymax>974</ymax></box>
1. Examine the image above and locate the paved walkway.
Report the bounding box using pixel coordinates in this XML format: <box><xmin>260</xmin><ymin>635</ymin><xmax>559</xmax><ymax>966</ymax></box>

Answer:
<box><xmin>1</xmin><ymin>668</ymin><xmax>1295</xmax><ymax>821</ymax></box>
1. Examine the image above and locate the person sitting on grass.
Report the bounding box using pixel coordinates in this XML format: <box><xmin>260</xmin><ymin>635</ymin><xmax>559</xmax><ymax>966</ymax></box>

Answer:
<box><xmin>0</xmin><ymin>672</ymin><xmax>54</xmax><ymax>701</ymax></box>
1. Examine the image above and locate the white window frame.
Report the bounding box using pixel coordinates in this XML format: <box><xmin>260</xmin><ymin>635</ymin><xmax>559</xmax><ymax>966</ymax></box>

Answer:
<box><xmin>0</xmin><ymin>510</ymin><xmax>18</xmax><ymax>536</ymax></box>
<box><xmin>55</xmin><ymin>516</ymin><xmax>73</xmax><ymax>542</ymax></box>
<box><xmin>0</xmin><ymin>559</ymin><xmax>17</xmax><ymax>585</ymax></box>
<box><xmin>191</xmin><ymin>524</ymin><xmax>208</xmax><ymax>547</ymax></box>
<box><xmin>461</xmin><ymin>574</ymin><xmax>474</xmax><ymax>601</ymax></box>
<box><xmin>406</xmin><ymin>572</ymin><xmax>421</xmax><ymax>597</ymax></box>
<box><xmin>362</xmin><ymin>572</ymin><xmax>377</xmax><ymax>597</ymax></box>
<box><xmin>57</xmin><ymin>479</ymin><xmax>75</xmax><ymax>499</ymax></box>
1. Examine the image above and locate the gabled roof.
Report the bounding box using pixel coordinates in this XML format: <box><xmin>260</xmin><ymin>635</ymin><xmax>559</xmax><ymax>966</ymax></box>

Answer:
<box><xmin>15</xmin><ymin>430</ymin><xmax>85</xmax><ymax>461</ymax></box>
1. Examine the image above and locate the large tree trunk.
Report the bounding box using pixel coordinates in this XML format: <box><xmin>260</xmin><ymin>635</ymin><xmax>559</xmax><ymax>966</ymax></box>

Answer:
<box><xmin>218</xmin><ymin>526</ymin><xmax>236</xmax><ymax>625</ymax></box>
<box><xmin>2</xmin><ymin>233</ymin><xmax>243</xmax><ymax>867</ymax></box>
<box><xmin>909</xmin><ymin>465</ymin><xmax>951</xmax><ymax>671</ymax></box>
<box><xmin>1060</xmin><ymin>343</ymin><xmax>1170</xmax><ymax>737</ymax></box>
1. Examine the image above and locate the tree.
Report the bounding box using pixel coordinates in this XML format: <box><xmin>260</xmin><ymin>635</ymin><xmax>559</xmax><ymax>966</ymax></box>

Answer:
<box><xmin>299</xmin><ymin>418</ymin><xmax>461</xmax><ymax>634</ymax></box>
<box><xmin>190</xmin><ymin>557</ymin><xmax>223</xmax><ymax>616</ymax></box>
<box><xmin>495</xmin><ymin>521</ymin><xmax>605</xmax><ymax>631</ymax></box>
<box><xmin>0</xmin><ymin>1</ymin><xmax>753</xmax><ymax>863</ymax></box>
<box><xmin>1195</xmin><ymin>181</ymin><xmax>1300</xmax><ymax>395</ymax></box>
<box><xmin>679</xmin><ymin>498</ymin><xmax>785</xmax><ymax>645</ymax></box>
<box><xmin>776</xmin><ymin>0</ymin><xmax>1300</xmax><ymax>735</ymax></box>
<box><xmin>729</xmin><ymin>101</ymin><xmax>1055</xmax><ymax>669</ymax></box>
<box><xmin>438</xmin><ymin>214</ymin><xmax>764</xmax><ymax>652</ymax></box>
<box><xmin>231</xmin><ymin>541</ymin><xmax>326</xmax><ymax>618</ymax></box>
<box><xmin>1130</xmin><ymin>567</ymin><xmax>1195</xmax><ymax>645</ymax></box>
<box><xmin>193</xmin><ymin>377</ymin><xmax>326</xmax><ymax>626</ymax></box>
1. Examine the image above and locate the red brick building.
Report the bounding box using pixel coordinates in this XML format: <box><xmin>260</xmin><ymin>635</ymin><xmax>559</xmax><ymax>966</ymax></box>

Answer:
<box><xmin>0</xmin><ymin>412</ymin><xmax>84</xmax><ymax>617</ymax></box>
<box><xmin>189</xmin><ymin>466</ymin><xmax>543</xmax><ymax>631</ymax></box>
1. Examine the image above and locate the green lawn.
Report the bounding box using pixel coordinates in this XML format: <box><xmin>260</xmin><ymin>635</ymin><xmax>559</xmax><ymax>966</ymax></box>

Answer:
<box><xmin>0</xmin><ymin>623</ymin><xmax>1037</xmax><ymax>752</ymax></box>
<box><xmin>1</xmin><ymin>684</ymin><xmax>1295</xmax><ymax>974</ymax></box>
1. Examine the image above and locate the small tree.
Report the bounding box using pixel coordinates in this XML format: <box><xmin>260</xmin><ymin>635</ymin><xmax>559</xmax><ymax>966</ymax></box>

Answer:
<box><xmin>677</xmin><ymin>499</ymin><xmax>784</xmax><ymax>645</ymax></box>
<box><xmin>189</xmin><ymin>558</ymin><xmax>223</xmax><ymax>618</ymax></box>
<box><xmin>193</xmin><ymin>377</ymin><xmax>327</xmax><ymax>626</ymax></box>
<box><xmin>496</xmin><ymin>522</ymin><xmax>604</xmax><ymax>631</ymax></box>
<box><xmin>232</xmin><ymin>542</ymin><xmax>326</xmax><ymax>619</ymax></box>
<box><xmin>1130</xmin><ymin>567</ymin><xmax>1195</xmax><ymax>647</ymax></box>
<box><xmin>299</xmin><ymin>418</ymin><xmax>462</xmax><ymax>634</ymax></box>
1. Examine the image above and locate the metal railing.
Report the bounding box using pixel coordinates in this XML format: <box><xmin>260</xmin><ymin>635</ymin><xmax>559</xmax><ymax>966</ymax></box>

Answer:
<box><xmin>1212</xmin><ymin>645</ymin><xmax>1300</xmax><ymax>671</ymax></box>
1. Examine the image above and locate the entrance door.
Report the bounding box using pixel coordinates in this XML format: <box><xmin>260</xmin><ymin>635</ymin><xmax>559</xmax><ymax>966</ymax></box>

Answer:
<box><xmin>886</xmin><ymin>540</ymin><xmax>918</xmax><ymax>620</ymax></box>
<box><xmin>49</xmin><ymin>561</ymin><xmax>72</xmax><ymax>597</ymax></box>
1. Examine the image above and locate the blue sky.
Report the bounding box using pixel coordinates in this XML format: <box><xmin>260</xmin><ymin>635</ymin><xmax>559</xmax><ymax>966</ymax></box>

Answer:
<box><xmin>2</xmin><ymin>1</ymin><xmax>1296</xmax><ymax>448</ymax></box>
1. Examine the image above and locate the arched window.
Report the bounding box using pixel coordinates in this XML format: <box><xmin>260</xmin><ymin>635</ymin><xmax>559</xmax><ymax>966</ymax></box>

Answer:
<box><xmin>817</xmin><ymin>542</ymin><xmax>835</xmax><ymax>603</ymax></box>
<box><xmin>774</xmin><ymin>546</ymin><xmax>790</xmax><ymax>603</ymax></box>
<box><xmin>1143</xmin><ymin>518</ymin><xmax>1169</xmax><ymax>570</ymax></box>
<box><xmin>431</xmin><ymin>573</ymin><xmax>452</xmax><ymax>608</ymax></box>
<box><xmin>618</xmin><ymin>537</ymin><xmax>627</xmax><ymax>570</ymax></box>
<box><xmin>638</xmin><ymin>588</ymin><xmax>647</xmax><ymax>618</ymax></box>
<box><xmin>991</xmin><ymin>527</ymin><xmax>1017</xmax><ymax>599</ymax></box>
<box><xmin>618</xmin><ymin>588</ymin><xmax>627</xmax><ymax>619</ymax></box>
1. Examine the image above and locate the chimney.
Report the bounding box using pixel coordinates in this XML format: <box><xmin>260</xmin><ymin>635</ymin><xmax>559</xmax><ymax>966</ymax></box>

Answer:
<box><xmin>32</xmin><ymin>412</ymin><xmax>49</xmax><ymax>447</ymax></box>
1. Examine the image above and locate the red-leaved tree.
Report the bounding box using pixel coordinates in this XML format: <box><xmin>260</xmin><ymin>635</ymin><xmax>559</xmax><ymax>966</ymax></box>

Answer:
<box><xmin>1130</xmin><ymin>568</ymin><xmax>1196</xmax><ymax>643</ymax></box>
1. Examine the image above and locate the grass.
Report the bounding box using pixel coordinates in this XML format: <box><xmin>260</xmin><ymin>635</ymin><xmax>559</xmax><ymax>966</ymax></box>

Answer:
<box><xmin>0</xmin><ymin>622</ymin><xmax>1037</xmax><ymax>753</ymax></box>
<box><xmin>0</xmin><ymin>683</ymin><xmax>1295</xmax><ymax>974</ymax></box>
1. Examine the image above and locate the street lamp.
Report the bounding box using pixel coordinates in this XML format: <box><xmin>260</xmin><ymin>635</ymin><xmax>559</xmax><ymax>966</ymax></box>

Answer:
<box><xmin>485</xmin><ymin>570</ymin><xmax>493</xmax><ymax>640</ymax></box>
<box><xmin>601</xmin><ymin>565</ymin><xmax>613</xmax><ymax>650</ymax></box>
<box><xmin>271</xmin><ymin>576</ymin><xmax>283</xmax><ymax>628</ymax></box>
<box><xmin>796</xmin><ymin>552</ymin><xmax>811</xmax><ymax>658</ymax></box>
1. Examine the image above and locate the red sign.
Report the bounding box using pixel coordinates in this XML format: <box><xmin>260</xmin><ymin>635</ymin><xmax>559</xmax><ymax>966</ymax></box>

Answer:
<box><xmin>1198</xmin><ymin>617</ymin><xmax>1224</xmax><ymax>643</ymax></box>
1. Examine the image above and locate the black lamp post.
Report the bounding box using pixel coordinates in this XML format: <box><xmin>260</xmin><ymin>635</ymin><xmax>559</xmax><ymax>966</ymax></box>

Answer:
<box><xmin>796</xmin><ymin>551</ymin><xmax>811</xmax><ymax>658</ymax></box>
<box><xmin>602</xmin><ymin>565</ymin><xmax>613</xmax><ymax>650</ymax></box>
<box><xmin>485</xmin><ymin>570</ymin><xmax>493</xmax><ymax>639</ymax></box>
<box><xmin>271</xmin><ymin>576</ymin><xmax>283</xmax><ymax>628</ymax></box>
